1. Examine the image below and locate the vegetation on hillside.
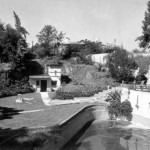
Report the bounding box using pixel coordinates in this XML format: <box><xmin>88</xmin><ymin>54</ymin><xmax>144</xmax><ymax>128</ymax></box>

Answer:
<box><xmin>54</xmin><ymin>64</ymin><xmax>118</xmax><ymax>100</ymax></box>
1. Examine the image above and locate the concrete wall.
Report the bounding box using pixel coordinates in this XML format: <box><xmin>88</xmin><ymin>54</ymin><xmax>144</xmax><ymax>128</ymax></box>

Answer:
<box><xmin>90</xmin><ymin>53</ymin><xmax>108</xmax><ymax>65</ymax></box>
<box><xmin>48</xmin><ymin>67</ymin><xmax>61</xmax><ymax>90</ymax></box>
<box><xmin>121</xmin><ymin>87</ymin><xmax>150</xmax><ymax>127</ymax></box>
<box><xmin>37</xmin><ymin>106</ymin><xmax>96</xmax><ymax>150</ymax></box>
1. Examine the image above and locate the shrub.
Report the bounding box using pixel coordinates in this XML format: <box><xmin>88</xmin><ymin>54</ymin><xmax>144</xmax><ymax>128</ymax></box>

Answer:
<box><xmin>106</xmin><ymin>90</ymin><xmax>133</xmax><ymax>121</ymax></box>
<box><xmin>135</xmin><ymin>74</ymin><xmax>147</xmax><ymax>84</ymax></box>
<box><xmin>54</xmin><ymin>83</ymin><xmax>102</xmax><ymax>100</ymax></box>
<box><xmin>119</xmin><ymin>100</ymin><xmax>133</xmax><ymax>121</ymax></box>
<box><xmin>0</xmin><ymin>79</ymin><xmax>35</xmax><ymax>98</ymax></box>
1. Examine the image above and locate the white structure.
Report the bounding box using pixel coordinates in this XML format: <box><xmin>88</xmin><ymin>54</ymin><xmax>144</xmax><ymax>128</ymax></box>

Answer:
<box><xmin>133</xmin><ymin>67</ymin><xmax>139</xmax><ymax>78</ymax></box>
<box><xmin>89</xmin><ymin>53</ymin><xmax>109</xmax><ymax>65</ymax></box>
<box><xmin>29</xmin><ymin>64</ymin><xmax>62</xmax><ymax>92</ymax></box>
<box><xmin>132</xmin><ymin>53</ymin><xmax>150</xmax><ymax>57</ymax></box>
<box><xmin>121</xmin><ymin>87</ymin><xmax>150</xmax><ymax>127</ymax></box>
<box><xmin>146</xmin><ymin>63</ymin><xmax>150</xmax><ymax>85</ymax></box>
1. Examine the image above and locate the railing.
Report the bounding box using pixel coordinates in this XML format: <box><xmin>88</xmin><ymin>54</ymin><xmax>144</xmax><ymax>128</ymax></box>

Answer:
<box><xmin>122</xmin><ymin>82</ymin><xmax>150</xmax><ymax>92</ymax></box>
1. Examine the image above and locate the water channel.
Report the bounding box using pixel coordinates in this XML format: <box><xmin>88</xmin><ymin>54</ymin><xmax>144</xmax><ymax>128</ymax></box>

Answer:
<box><xmin>62</xmin><ymin>107</ymin><xmax>150</xmax><ymax>150</ymax></box>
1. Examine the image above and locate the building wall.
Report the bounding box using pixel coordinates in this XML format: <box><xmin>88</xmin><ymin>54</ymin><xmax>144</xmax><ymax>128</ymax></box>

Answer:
<box><xmin>48</xmin><ymin>67</ymin><xmax>61</xmax><ymax>77</ymax></box>
<box><xmin>29</xmin><ymin>78</ymin><xmax>51</xmax><ymax>92</ymax></box>
<box><xmin>89</xmin><ymin>53</ymin><xmax>108</xmax><ymax>65</ymax></box>
<box><xmin>48</xmin><ymin>66</ymin><xmax>61</xmax><ymax>90</ymax></box>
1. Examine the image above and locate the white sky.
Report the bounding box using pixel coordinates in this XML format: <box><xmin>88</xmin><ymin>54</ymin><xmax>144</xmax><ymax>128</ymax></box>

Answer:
<box><xmin>0</xmin><ymin>0</ymin><xmax>149</xmax><ymax>51</ymax></box>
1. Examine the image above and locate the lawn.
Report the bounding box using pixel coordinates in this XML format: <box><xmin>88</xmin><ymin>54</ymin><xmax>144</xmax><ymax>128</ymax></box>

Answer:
<box><xmin>0</xmin><ymin>93</ymin><xmax>92</xmax><ymax>149</ymax></box>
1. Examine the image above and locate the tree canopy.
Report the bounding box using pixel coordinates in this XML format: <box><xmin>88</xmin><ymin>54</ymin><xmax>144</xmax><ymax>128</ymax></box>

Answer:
<box><xmin>107</xmin><ymin>47</ymin><xmax>138</xmax><ymax>82</ymax></box>
<box><xmin>35</xmin><ymin>25</ymin><xmax>65</xmax><ymax>58</ymax></box>
<box><xmin>13</xmin><ymin>11</ymin><xmax>29</xmax><ymax>39</ymax></box>
<box><xmin>136</xmin><ymin>1</ymin><xmax>150</xmax><ymax>49</ymax></box>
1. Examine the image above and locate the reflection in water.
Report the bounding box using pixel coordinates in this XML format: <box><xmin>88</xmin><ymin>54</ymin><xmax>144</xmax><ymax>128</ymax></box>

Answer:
<box><xmin>62</xmin><ymin>120</ymin><xmax>150</xmax><ymax>150</ymax></box>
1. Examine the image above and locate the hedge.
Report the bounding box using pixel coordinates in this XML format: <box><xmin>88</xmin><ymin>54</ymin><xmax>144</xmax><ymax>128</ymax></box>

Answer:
<box><xmin>54</xmin><ymin>84</ymin><xmax>102</xmax><ymax>100</ymax></box>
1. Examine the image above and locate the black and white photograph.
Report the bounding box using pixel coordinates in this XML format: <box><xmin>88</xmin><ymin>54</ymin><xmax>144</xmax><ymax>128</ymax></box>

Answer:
<box><xmin>0</xmin><ymin>0</ymin><xmax>150</xmax><ymax>149</ymax></box>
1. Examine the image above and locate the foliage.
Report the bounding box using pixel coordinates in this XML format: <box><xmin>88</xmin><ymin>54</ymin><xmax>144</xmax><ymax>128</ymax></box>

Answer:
<box><xmin>136</xmin><ymin>1</ymin><xmax>150</xmax><ymax>49</ymax></box>
<box><xmin>106</xmin><ymin>90</ymin><xmax>133</xmax><ymax>121</ymax></box>
<box><xmin>0</xmin><ymin>12</ymin><xmax>31</xmax><ymax>82</ymax></box>
<box><xmin>54</xmin><ymin>83</ymin><xmax>102</xmax><ymax>100</ymax></box>
<box><xmin>103</xmin><ymin>45</ymin><xmax>119</xmax><ymax>53</ymax></box>
<box><xmin>135</xmin><ymin>74</ymin><xmax>147</xmax><ymax>84</ymax></box>
<box><xmin>105</xmin><ymin>90</ymin><xmax>121</xmax><ymax>103</ymax></box>
<box><xmin>132</xmin><ymin>48</ymin><xmax>143</xmax><ymax>53</ymax></box>
<box><xmin>134</xmin><ymin>55</ymin><xmax>150</xmax><ymax>75</ymax></box>
<box><xmin>13</xmin><ymin>11</ymin><xmax>29</xmax><ymax>39</ymax></box>
<box><xmin>35</xmin><ymin>25</ymin><xmax>66</xmax><ymax>58</ymax></box>
<box><xmin>107</xmin><ymin>47</ymin><xmax>138</xmax><ymax>82</ymax></box>
<box><xmin>61</xmin><ymin>39</ymin><xmax>104</xmax><ymax>64</ymax></box>
<box><xmin>0</xmin><ymin>77</ymin><xmax>35</xmax><ymax>98</ymax></box>
<box><xmin>119</xmin><ymin>100</ymin><xmax>133</xmax><ymax>121</ymax></box>
<box><xmin>0</xmin><ymin>23</ymin><xmax>23</xmax><ymax>62</ymax></box>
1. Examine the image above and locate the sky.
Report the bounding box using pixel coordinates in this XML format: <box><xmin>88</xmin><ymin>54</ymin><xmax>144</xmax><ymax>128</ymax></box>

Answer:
<box><xmin>0</xmin><ymin>0</ymin><xmax>149</xmax><ymax>51</ymax></box>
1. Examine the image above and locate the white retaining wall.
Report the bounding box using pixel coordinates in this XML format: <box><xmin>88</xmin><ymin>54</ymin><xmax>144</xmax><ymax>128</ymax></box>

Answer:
<box><xmin>121</xmin><ymin>87</ymin><xmax>150</xmax><ymax>127</ymax></box>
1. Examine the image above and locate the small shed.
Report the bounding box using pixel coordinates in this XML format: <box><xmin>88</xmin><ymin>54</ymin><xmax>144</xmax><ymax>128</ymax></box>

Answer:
<box><xmin>29</xmin><ymin>64</ymin><xmax>62</xmax><ymax>92</ymax></box>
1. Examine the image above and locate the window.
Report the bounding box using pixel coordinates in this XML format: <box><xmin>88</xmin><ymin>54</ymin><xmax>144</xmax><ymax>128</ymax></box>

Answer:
<box><xmin>36</xmin><ymin>80</ymin><xmax>39</xmax><ymax>86</ymax></box>
<box><xmin>51</xmin><ymin>80</ymin><xmax>57</xmax><ymax>87</ymax></box>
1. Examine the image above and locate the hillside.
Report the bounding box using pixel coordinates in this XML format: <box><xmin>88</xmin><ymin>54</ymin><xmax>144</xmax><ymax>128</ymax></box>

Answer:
<box><xmin>62</xmin><ymin>63</ymin><xmax>118</xmax><ymax>88</ymax></box>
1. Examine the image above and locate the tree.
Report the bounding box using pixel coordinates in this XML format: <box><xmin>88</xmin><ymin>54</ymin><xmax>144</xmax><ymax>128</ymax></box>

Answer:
<box><xmin>107</xmin><ymin>47</ymin><xmax>138</xmax><ymax>82</ymax></box>
<box><xmin>0</xmin><ymin>23</ymin><xmax>21</xmax><ymax>62</ymax></box>
<box><xmin>132</xmin><ymin>48</ymin><xmax>142</xmax><ymax>53</ymax></box>
<box><xmin>62</xmin><ymin>39</ymin><xmax>104</xmax><ymax>61</ymax></box>
<box><xmin>136</xmin><ymin>1</ymin><xmax>150</xmax><ymax>49</ymax></box>
<box><xmin>13</xmin><ymin>11</ymin><xmax>29</xmax><ymax>39</ymax></box>
<box><xmin>36</xmin><ymin>25</ymin><xmax>65</xmax><ymax>57</ymax></box>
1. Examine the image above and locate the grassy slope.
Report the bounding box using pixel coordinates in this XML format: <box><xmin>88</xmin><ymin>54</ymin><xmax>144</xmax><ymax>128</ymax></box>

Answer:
<box><xmin>62</xmin><ymin>63</ymin><xmax>118</xmax><ymax>90</ymax></box>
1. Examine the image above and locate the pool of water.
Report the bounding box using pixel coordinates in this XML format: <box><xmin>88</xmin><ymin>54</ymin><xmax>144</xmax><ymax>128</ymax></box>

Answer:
<box><xmin>62</xmin><ymin>120</ymin><xmax>150</xmax><ymax>150</ymax></box>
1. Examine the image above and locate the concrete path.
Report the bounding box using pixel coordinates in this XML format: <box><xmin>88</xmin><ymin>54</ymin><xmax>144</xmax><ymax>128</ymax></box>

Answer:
<box><xmin>48</xmin><ymin>88</ymin><xmax>117</xmax><ymax>106</ymax></box>
<box><xmin>40</xmin><ymin>92</ymin><xmax>51</xmax><ymax>106</ymax></box>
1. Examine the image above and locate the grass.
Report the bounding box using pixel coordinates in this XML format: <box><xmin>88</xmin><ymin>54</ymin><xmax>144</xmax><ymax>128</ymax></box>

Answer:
<box><xmin>0</xmin><ymin>93</ymin><xmax>45</xmax><ymax>111</ymax></box>
<box><xmin>0</xmin><ymin>93</ymin><xmax>92</xmax><ymax>149</ymax></box>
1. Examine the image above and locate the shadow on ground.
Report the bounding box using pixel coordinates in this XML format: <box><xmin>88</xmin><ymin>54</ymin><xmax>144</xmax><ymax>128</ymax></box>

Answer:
<box><xmin>0</xmin><ymin>107</ymin><xmax>23</xmax><ymax>120</ymax></box>
<box><xmin>0</xmin><ymin>126</ymin><xmax>50</xmax><ymax>150</ymax></box>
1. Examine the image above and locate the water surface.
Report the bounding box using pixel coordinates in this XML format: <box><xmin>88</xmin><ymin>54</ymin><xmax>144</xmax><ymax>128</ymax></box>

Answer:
<box><xmin>62</xmin><ymin>120</ymin><xmax>150</xmax><ymax>150</ymax></box>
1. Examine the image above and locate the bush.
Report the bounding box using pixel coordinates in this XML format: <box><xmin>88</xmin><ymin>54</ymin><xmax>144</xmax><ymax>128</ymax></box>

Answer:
<box><xmin>119</xmin><ymin>100</ymin><xmax>133</xmax><ymax>121</ymax></box>
<box><xmin>106</xmin><ymin>90</ymin><xmax>133</xmax><ymax>121</ymax></box>
<box><xmin>0</xmin><ymin>78</ymin><xmax>35</xmax><ymax>98</ymax></box>
<box><xmin>135</xmin><ymin>74</ymin><xmax>147</xmax><ymax>84</ymax></box>
<box><xmin>54</xmin><ymin>83</ymin><xmax>102</xmax><ymax>100</ymax></box>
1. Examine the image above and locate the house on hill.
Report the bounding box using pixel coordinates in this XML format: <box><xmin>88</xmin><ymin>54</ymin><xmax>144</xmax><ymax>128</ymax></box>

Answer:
<box><xmin>29</xmin><ymin>63</ymin><xmax>62</xmax><ymax>92</ymax></box>
<box><xmin>87</xmin><ymin>53</ymin><xmax>109</xmax><ymax>65</ymax></box>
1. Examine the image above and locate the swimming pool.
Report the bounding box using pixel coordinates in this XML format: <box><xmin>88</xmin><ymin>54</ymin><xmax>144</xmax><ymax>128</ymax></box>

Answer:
<box><xmin>62</xmin><ymin>111</ymin><xmax>150</xmax><ymax>150</ymax></box>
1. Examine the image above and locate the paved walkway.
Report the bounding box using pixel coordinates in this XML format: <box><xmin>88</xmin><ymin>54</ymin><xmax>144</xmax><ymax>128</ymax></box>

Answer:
<box><xmin>40</xmin><ymin>92</ymin><xmax>51</xmax><ymax>106</ymax></box>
